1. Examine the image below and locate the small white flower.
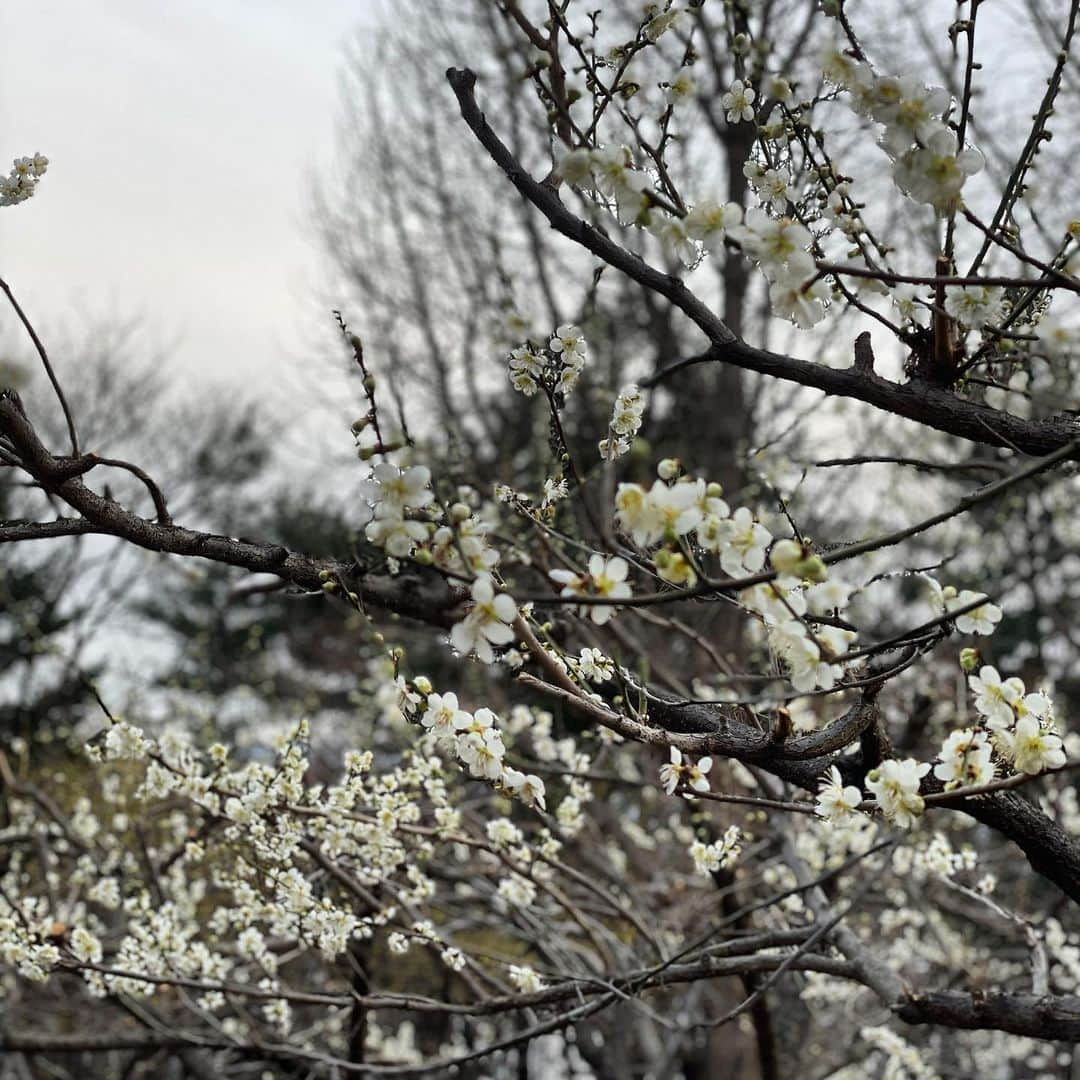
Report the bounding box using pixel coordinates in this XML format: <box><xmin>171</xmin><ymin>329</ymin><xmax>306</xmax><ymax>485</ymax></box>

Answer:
<box><xmin>815</xmin><ymin>765</ymin><xmax>863</xmax><ymax>823</ymax></box>
<box><xmin>944</xmin><ymin>285</ymin><xmax>1005</xmax><ymax>329</ymax></box>
<box><xmin>948</xmin><ymin>590</ymin><xmax>1002</xmax><ymax>636</ymax></box>
<box><xmin>721</xmin><ymin>79</ymin><xmax>756</xmax><ymax>123</ymax></box>
<box><xmin>1002</xmin><ymin>716</ymin><xmax>1066</xmax><ymax>775</ymax></box>
<box><xmin>933</xmin><ymin>729</ymin><xmax>995</xmax><ymax>787</ymax></box>
<box><xmin>449</xmin><ymin>576</ymin><xmax>518</xmax><ymax>663</ymax></box>
<box><xmin>865</xmin><ymin>758</ymin><xmax>931</xmax><ymax>829</ymax></box>
<box><xmin>968</xmin><ymin>665</ymin><xmax>1024</xmax><ymax>729</ymax></box>
<box><xmin>509</xmin><ymin>964</ymin><xmax>545</xmax><ymax>993</ymax></box>
<box><xmin>550</xmin><ymin>324</ymin><xmax>587</xmax><ymax>366</ymax></box>
<box><xmin>658</xmin><ymin>747</ymin><xmax>712</xmax><ymax>795</ymax></box>
<box><xmin>549</xmin><ymin>554</ymin><xmax>632</xmax><ymax>625</ymax></box>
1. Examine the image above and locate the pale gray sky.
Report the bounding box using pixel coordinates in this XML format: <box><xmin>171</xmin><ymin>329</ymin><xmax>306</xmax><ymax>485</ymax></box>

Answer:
<box><xmin>1</xmin><ymin>0</ymin><xmax>376</xmax><ymax>405</ymax></box>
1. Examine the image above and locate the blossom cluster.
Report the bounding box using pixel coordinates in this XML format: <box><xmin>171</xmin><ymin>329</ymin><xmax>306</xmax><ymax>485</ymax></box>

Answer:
<box><xmin>967</xmin><ymin>665</ymin><xmax>1065</xmax><ymax>776</ymax></box>
<box><xmin>688</xmin><ymin>826</ymin><xmax>742</xmax><ymax>876</ymax></box>
<box><xmin>358</xmin><ymin>463</ymin><xmax>517</xmax><ymax>664</ymax></box>
<box><xmin>613</xmin><ymin>465</ymin><xmax>860</xmax><ymax>692</ymax></box>
<box><xmin>821</xmin><ymin>41</ymin><xmax>984</xmax><ymax>214</ymax></box>
<box><xmin>508</xmin><ymin>324</ymin><xmax>588</xmax><ymax>397</ymax></box>
<box><xmin>600</xmin><ymin>383</ymin><xmax>647</xmax><ymax>459</ymax></box>
<box><xmin>413</xmin><ymin>684</ymin><xmax>546</xmax><ymax>809</ymax></box>
<box><xmin>550</xmin><ymin>554</ymin><xmax>632</xmax><ymax>626</ymax></box>
<box><xmin>0</xmin><ymin>152</ymin><xmax>47</xmax><ymax>207</ymax></box>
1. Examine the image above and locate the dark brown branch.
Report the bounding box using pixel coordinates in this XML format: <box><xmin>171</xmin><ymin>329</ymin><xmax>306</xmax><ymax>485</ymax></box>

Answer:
<box><xmin>648</xmin><ymin>339</ymin><xmax>1080</xmax><ymax>458</ymax></box>
<box><xmin>0</xmin><ymin>389</ymin><xmax>464</xmax><ymax>627</ymax></box>
<box><xmin>898</xmin><ymin>989</ymin><xmax>1080</xmax><ymax>1042</ymax></box>
<box><xmin>443</xmin><ymin>68</ymin><xmax>1080</xmax><ymax>461</ymax></box>
<box><xmin>0</xmin><ymin>276</ymin><xmax>80</xmax><ymax>457</ymax></box>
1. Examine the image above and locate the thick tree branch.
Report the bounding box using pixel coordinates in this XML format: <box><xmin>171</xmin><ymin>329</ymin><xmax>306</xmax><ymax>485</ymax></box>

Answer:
<box><xmin>0</xmin><ymin>389</ymin><xmax>464</xmax><ymax>627</ymax></box>
<box><xmin>446</xmin><ymin>66</ymin><xmax>1080</xmax><ymax>461</ymax></box>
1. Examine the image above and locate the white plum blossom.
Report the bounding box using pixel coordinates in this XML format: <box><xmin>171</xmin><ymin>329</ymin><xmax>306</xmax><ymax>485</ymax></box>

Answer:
<box><xmin>688</xmin><ymin>826</ymin><xmax>742</xmax><ymax>875</ymax></box>
<box><xmin>509</xmin><ymin>964</ymin><xmax>545</xmax><ymax>993</ymax></box>
<box><xmin>815</xmin><ymin>766</ymin><xmax>863</xmax><ymax>823</ymax></box>
<box><xmin>556</xmin><ymin>146</ymin><xmax>595</xmax><ymax>186</ymax></box>
<box><xmin>721</xmin><ymin>79</ymin><xmax>756</xmax><ymax>123</ymax></box>
<box><xmin>944</xmin><ymin>285</ymin><xmax>1005</xmax><ymax>329</ymax></box>
<box><xmin>1</xmin><ymin>153</ymin><xmax>48</xmax><ymax>207</ymax></box>
<box><xmin>744</xmin><ymin>162</ymin><xmax>793</xmax><ymax>214</ymax></box>
<box><xmin>603</xmin><ymin>384</ymin><xmax>646</xmax><ymax>463</ymax></box>
<box><xmin>69</xmin><ymin>927</ymin><xmax>103</xmax><ymax>965</ymax></box>
<box><xmin>865</xmin><ymin>758</ymin><xmax>931</xmax><ymax>829</ymax></box>
<box><xmin>501</xmin><ymin>768</ymin><xmax>547</xmax><ymax>810</ymax></box>
<box><xmin>420</xmin><ymin>692</ymin><xmax>471</xmax><ymax>742</ymax></box>
<box><xmin>969</xmin><ymin>665</ymin><xmax>1023</xmax><ymax>729</ymax></box>
<box><xmin>650</xmin><ymin>214</ymin><xmax>697</xmax><ymax>265</ymax></box>
<box><xmin>509</xmin><ymin>345</ymin><xmax>543</xmax><ymax>396</ymax></box>
<box><xmin>550</xmin><ymin>324</ymin><xmax>587</xmax><ymax>367</ymax></box>
<box><xmin>659</xmin><ymin>747</ymin><xmax>712</xmax><ymax>795</ymax></box>
<box><xmin>947</xmin><ymin>590</ymin><xmax>1003</xmax><ymax>636</ymax></box>
<box><xmin>550</xmin><ymin>554</ymin><xmax>632</xmax><ymax>625</ymax></box>
<box><xmin>1001</xmin><ymin>716</ymin><xmax>1067</xmax><ymax>775</ymax></box>
<box><xmin>684</xmin><ymin>199</ymin><xmax>743</xmax><ymax>245</ymax></box>
<box><xmin>819</xmin><ymin>40</ymin><xmax>873</xmax><ymax>92</ymax></box>
<box><xmin>1035</xmin><ymin>317</ymin><xmax>1075</xmax><ymax>360</ymax></box>
<box><xmin>892</xmin><ymin>127</ymin><xmax>984</xmax><ymax>213</ymax></box>
<box><xmin>576</xmin><ymin>647</ymin><xmax>615</xmax><ymax>683</ymax></box>
<box><xmin>362</xmin><ymin>463</ymin><xmax>433</xmax><ymax>516</ymax></box>
<box><xmin>768</xmin><ymin>270</ymin><xmax>828</xmax><ymax>329</ymax></box>
<box><xmin>665</xmin><ymin>68</ymin><xmax>696</xmax><ymax>105</ymax></box>
<box><xmin>361</xmin><ymin>463</ymin><xmax>435</xmax><ymax>558</ymax></box>
<box><xmin>870</xmin><ymin>77</ymin><xmax>951</xmax><ymax>155</ymax></box>
<box><xmin>450</xmin><ymin>576</ymin><xmax>518</xmax><ymax>663</ymax></box>
<box><xmin>719</xmin><ymin>507</ymin><xmax>772</xmax><ymax>577</ymax></box>
<box><xmin>934</xmin><ymin>729</ymin><xmax>995</xmax><ymax>788</ymax></box>
<box><xmin>732</xmin><ymin>209</ymin><xmax>815</xmax><ymax>281</ymax></box>
<box><xmin>891</xmin><ymin>283</ymin><xmax>929</xmax><ymax>325</ymax></box>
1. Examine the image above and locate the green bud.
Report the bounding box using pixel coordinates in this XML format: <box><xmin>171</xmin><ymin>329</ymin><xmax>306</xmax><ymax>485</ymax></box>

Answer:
<box><xmin>770</xmin><ymin>539</ymin><xmax>804</xmax><ymax>575</ymax></box>
<box><xmin>796</xmin><ymin>555</ymin><xmax>828</xmax><ymax>583</ymax></box>
<box><xmin>959</xmin><ymin>647</ymin><xmax>979</xmax><ymax>672</ymax></box>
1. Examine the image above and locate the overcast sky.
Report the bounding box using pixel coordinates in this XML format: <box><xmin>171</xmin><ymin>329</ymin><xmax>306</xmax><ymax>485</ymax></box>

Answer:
<box><xmin>1</xmin><ymin>0</ymin><xmax>377</xmax><ymax>416</ymax></box>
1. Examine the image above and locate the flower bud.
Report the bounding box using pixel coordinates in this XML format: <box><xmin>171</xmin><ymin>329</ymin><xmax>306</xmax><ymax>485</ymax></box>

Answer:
<box><xmin>657</xmin><ymin>458</ymin><xmax>681</xmax><ymax>480</ymax></box>
<box><xmin>959</xmin><ymin>648</ymin><xmax>980</xmax><ymax>672</ymax></box>
<box><xmin>363</xmin><ymin>374</ymin><xmax>376</xmax><ymax>393</ymax></box>
<box><xmin>796</xmin><ymin>555</ymin><xmax>828</xmax><ymax>583</ymax></box>
<box><xmin>706</xmin><ymin>482</ymin><xmax>724</xmax><ymax>498</ymax></box>
<box><xmin>349</xmin><ymin>334</ymin><xmax>363</xmax><ymax>352</ymax></box>
<box><xmin>449</xmin><ymin>503</ymin><xmax>471</xmax><ymax>523</ymax></box>
<box><xmin>770</xmin><ymin>538</ymin><xmax>803</xmax><ymax>575</ymax></box>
